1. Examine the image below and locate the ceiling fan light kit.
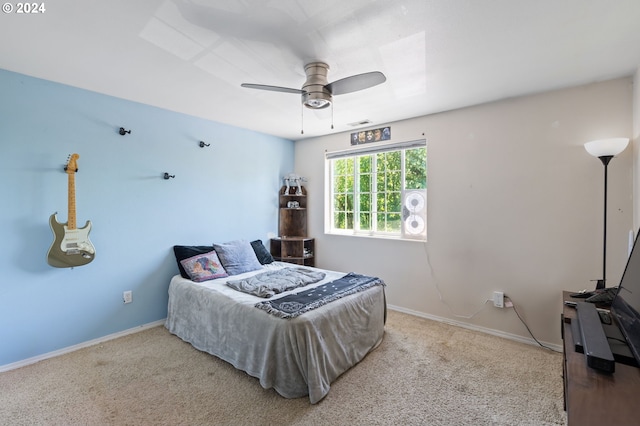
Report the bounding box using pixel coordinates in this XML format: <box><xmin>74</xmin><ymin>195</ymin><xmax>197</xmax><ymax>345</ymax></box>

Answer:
<box><xmin>303</xmin><ymin>92</ymin><xmax>332</xmax><ymax>109</ymax></box>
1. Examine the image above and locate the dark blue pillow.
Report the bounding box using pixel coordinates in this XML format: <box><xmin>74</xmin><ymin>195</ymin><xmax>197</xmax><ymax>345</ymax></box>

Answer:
<box><xmin>251</xmin><ymin>240</ymin><xmax>274</xmax><ymax>265</ymax></box>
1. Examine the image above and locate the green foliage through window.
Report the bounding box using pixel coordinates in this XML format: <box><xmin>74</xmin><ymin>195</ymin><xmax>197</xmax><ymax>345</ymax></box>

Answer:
<box><xmin>328</xmin><ymin>142</ymin><xmax>427</xmax><ymax>238</ymax></box>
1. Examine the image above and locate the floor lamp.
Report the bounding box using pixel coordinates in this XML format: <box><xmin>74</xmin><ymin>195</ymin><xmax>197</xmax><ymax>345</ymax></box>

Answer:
<box><xmin>584</xmin><ymin>137</ymin><xmax>629</xmax><ymax>290</ymax></box>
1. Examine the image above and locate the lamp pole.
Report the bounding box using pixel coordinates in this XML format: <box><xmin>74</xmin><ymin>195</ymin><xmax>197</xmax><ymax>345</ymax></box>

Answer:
<box><xmin>597</xmin><ymin>155</ymin><xmax>613</xmax><ymax>290</ymax></box>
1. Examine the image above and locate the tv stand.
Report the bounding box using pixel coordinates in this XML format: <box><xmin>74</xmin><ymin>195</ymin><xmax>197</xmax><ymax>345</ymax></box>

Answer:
<box><xmin>562</xmin><ymin>291</ymin><xmax>640</xmax><ymax>425</ymax></box>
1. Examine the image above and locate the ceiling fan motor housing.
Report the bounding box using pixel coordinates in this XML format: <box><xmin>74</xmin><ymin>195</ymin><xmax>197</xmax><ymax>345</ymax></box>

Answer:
<box><xmin>302</xmin><ymin>62</ymin><xmax>332</xmax><ymax>109</ymax></box>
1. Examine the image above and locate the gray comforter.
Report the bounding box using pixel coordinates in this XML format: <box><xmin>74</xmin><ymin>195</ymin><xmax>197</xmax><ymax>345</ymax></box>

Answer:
<box><xmin>165</xmin><ymin>262</ymin><xmax>386</xmax><ymax>403</ymax></box>
<box><xmin>226</xmin><ymin>267</ymin><xmax>326</xmax><ymax>298</ymax></box>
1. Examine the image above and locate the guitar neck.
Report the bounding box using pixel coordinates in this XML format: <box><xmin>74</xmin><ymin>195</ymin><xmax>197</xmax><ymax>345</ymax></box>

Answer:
<box><xmin>67</xmin><ymin>172</ymin><xmax>76</xmax><ymax>230</ymax></box>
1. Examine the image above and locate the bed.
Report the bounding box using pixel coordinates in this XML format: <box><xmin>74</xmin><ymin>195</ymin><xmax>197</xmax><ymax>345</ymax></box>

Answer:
<box><xmin>165</xmin><ymin>241</ymin><xmax>386</xmax><ymax>404</ymax></box>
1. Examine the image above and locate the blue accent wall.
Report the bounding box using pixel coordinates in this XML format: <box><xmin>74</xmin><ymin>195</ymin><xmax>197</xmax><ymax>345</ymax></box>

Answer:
<box><xmin>0</xmin><ymin>69</ymin><xmax>294</xmax><ymax>366</ymax></box>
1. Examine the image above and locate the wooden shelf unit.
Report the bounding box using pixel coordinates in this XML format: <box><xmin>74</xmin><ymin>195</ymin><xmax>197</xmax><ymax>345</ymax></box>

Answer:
<box><xmin>270</xmin><ymin>237</ymin><xmax>314</xmax><ymax>266</ymax></box>
<box><xmin>271</xmin><ymin>184</ymin><xmax>314</xmax><ymax>266</ymax></box>
<box><xmin>278</xmin><ymin>185</ymin><xmax>307</xmax><ymax>237</ymax></box>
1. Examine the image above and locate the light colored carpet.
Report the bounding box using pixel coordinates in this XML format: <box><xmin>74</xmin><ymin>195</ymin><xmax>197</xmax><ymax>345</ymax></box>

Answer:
<box><xmin>0</xmin><ymin>310</ymin><xmax>566</xmax><ymax>425</ymax></box>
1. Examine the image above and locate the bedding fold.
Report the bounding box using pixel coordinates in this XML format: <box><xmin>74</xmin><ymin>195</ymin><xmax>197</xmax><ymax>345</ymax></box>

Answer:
<box><xmin>226</xmin><ymin>267</ymin><xmax>326</xmax><ymax>298</ymax></box>
<box><xmin>255</xmin><ymin>272</ymin><xmax>384</xmax><ymax>318</ymax></box>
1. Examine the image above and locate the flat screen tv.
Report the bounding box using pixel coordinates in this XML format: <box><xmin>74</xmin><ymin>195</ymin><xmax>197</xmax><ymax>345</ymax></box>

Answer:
<box><xmin>610</xmin><ymin>230</ymin><xmax>640</xmax><ymax>366</ymax></box>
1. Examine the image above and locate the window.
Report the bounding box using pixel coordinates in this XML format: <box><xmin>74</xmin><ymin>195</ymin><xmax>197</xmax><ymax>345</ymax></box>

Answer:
<box><xmin>326</xmin><ymin>139</ymin><xmax>427</xmax><ymax>240</ymax></box>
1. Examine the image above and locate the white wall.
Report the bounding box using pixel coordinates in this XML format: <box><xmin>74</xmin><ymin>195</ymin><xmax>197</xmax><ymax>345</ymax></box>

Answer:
<box><xmin>633</xmin><ymin>67</ymin><xmax>640</xmax><ymax>231</ymax></box>
<box><xmin>295</xmin><ymin>77</ymin><xmax>633</xmax><ymax>347</ymax></box>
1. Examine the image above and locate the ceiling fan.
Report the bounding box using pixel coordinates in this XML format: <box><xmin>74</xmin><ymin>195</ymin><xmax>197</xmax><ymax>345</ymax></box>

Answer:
<box><xmin>241</xmin><ymin>62</ymin><xmax>386</xmax><ymax>110</ymax></box>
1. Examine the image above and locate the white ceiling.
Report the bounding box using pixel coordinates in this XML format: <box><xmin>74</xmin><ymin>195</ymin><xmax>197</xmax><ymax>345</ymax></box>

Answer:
<box><xmin>2</xmin><ymin>0</ymin><xmax>640</xmax><ymax>140</ymax></box>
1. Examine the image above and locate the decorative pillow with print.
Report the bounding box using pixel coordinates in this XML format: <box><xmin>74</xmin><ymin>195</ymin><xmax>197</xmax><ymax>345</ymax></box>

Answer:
<box><xmin>180</xmin><ymin>250</ymin><xmax>228</xmax><ymax>282</ymax></box>
<box><xmin>173</xmin><ymin>245</ymin><xmax>215</xmax><ymax>278</ymax></box>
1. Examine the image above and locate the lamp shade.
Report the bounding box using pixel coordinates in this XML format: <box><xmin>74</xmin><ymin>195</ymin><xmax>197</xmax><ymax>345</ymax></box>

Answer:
<box><xmin>584</xmin><ymin>138</ymin><xmax>629</xmax><ymax>158</ymax></box>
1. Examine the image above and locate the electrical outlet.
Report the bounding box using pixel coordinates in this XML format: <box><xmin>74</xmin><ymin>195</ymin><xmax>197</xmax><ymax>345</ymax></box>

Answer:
<box><xmin>123</xmin><ymin>290</ymin><xmax>132</xmax><ymax>304</ymax></box>
<box><xmin>493</xmin><ymin>291</ymin><xmax>504</xmax><ymax>308</ymax></box>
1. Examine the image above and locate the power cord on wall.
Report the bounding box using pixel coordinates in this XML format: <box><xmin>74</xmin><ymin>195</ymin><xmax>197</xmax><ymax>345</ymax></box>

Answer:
<box><xmin>423</xmin><ymin>243</ymin><xmax>554</xmax><ymax>350</ymax></box>
<box><xmin>504</xmin><ymin>295</ymin><xmax>554</xmax><ymax>351</ymax></box>
<box><xmin>423</xmin><ymin>242</ymin><xmax>490</xmax><ymax>320</ymax></box>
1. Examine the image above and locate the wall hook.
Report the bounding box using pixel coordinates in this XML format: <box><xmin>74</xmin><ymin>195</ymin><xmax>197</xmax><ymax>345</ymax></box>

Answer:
<box><xmin>119</xmin><ymin>127</ymin><xmax>131</xmax><ymax>135</ymax></box>
<box><xmin>199</xmin><ymin>141</ymin><xmax>210</xmax><ymax>148</ymax></box>
<box><xmin>163</xmin><ymin>172</ymin><xmax>175</xmax><ymax>180</ymax></box>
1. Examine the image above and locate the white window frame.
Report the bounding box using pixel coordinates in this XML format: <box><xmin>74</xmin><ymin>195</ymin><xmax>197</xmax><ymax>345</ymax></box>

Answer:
<box><xmin>325</xmin><ymin>139</ymin><xmax>427</xmax><ymax>241</ymax></box>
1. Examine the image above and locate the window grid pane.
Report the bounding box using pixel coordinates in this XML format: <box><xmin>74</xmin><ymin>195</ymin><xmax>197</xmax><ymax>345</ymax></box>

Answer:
<box><xmin>332</xmin><ymin>158</ymin><xmax>355</xmax><ymax>230</ymax></box>
<box><xmin>329</xmin><ymin>142</ymin><xmax>426</xmax><ymax>239</ymax></box>
<box><xmin>405</xmin><ymin>147</ymin><xmax>427</xmax><ymax>189</ymax></box>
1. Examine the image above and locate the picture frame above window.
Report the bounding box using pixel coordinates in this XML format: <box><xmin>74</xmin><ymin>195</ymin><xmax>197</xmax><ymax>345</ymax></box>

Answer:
<box><xmin>351</xmin><ymin>127</ymin><xmax>391</xmax><ymax>145</ymax></box>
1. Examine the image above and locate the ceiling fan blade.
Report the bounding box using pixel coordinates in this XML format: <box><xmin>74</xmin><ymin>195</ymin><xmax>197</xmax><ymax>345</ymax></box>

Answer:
<box><xmin>240</xmin><ymin>83</ymin><xmax>304</xmax><ymax>94</ymax></box>
<box><xmin>325</xmin><ymin>71</ymin><xmax>386</xmax><ymax>95</ymax></box>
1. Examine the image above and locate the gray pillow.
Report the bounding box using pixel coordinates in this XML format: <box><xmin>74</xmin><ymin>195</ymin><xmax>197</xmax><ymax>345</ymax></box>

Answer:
<box><xmin>213</xmin><ymin>239</ymin><xmax>263</xmax><ymax>275</ymax></box>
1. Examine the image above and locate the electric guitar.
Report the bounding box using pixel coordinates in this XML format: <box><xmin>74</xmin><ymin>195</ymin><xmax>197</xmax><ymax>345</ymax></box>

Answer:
<box><xmin>47</xmin><ymin>154</ymin><xmax>95</xmax><ymax>267</ymax></box>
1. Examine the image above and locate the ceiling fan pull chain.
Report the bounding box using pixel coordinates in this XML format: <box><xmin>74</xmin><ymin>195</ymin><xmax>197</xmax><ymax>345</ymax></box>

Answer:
<box><xmin>331</xmin><ymin>103</ymin><xmax>334</xmax><ymax>130</ymax></box>
<box><xmin>300</xmin><ymin>104</ymin><xmax>304</xmax><ymax>135</ymax></box>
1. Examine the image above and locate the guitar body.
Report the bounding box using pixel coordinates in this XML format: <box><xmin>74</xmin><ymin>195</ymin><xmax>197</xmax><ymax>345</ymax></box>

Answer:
<box><xmin>47</xmin><ymin>213</ymin><xmax>95</xmax><ymax>268</ymax></box>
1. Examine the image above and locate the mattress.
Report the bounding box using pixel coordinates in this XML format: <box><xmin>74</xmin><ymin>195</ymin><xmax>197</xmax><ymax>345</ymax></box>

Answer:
<box><xmin>165</xmin><ymin>261</ymin><xmax>386</xmax><ymax>403</ymax></box>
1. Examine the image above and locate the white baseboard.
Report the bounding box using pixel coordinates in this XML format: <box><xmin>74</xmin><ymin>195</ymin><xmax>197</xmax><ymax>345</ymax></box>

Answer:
<box><xmin>0</xmin><ymin>319</ymin><xmax>166</xmax><ymax>373</ymax></box>
<box><xmin>387</xmin><ymin>305</ymin><xmax>562</xmax><ymax>352</ymax></box>
<box><xmin>1</xmin><ymin>307</ymin><xmax>561</xmax><ymax>374</ymax></box>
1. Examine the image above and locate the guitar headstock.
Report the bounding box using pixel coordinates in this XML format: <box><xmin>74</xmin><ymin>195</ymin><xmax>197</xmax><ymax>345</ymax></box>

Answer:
<box><xmin>64</xmin><ymin>153</ymin><xmax>79</xmax><ymax>174</ymax></box>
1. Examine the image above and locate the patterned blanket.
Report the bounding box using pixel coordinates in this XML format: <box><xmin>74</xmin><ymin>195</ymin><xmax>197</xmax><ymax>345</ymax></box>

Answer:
<box><xmin>226</xmin><ymin>267</ymin><xmax>326</xmax><ymax>298</ymax></box>
<box><xmin>255</xmin><ymin>272</ymin><xmax>385</xmax><ymax>319</ymax></box>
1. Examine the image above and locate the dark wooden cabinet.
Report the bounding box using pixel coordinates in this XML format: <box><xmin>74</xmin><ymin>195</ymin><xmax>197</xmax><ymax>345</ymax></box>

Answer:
<box><xmin>561</xmin><ymin>291</ymin><xmax>640</xmax><ymax>425</ymax></box>
<box><xmin>271</xmin><ymin>185</ymin><xmax>314</xmax><ymax>266</ymax></box>
<box><xmin>270</xmin><ymin>237</ymin><xmax>314</xmax><ymax>266</ymax></box>
<box><xmin>279</xmin><ymin>185</ymin><xmax>307</xmax><ymax>237</ymax></box>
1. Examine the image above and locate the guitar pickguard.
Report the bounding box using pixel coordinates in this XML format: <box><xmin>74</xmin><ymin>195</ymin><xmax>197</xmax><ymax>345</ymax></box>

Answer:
<box><xmin>60</xmin><ymin>225</ymin><xmax>95</xmax><ymax>255</ymax></box>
